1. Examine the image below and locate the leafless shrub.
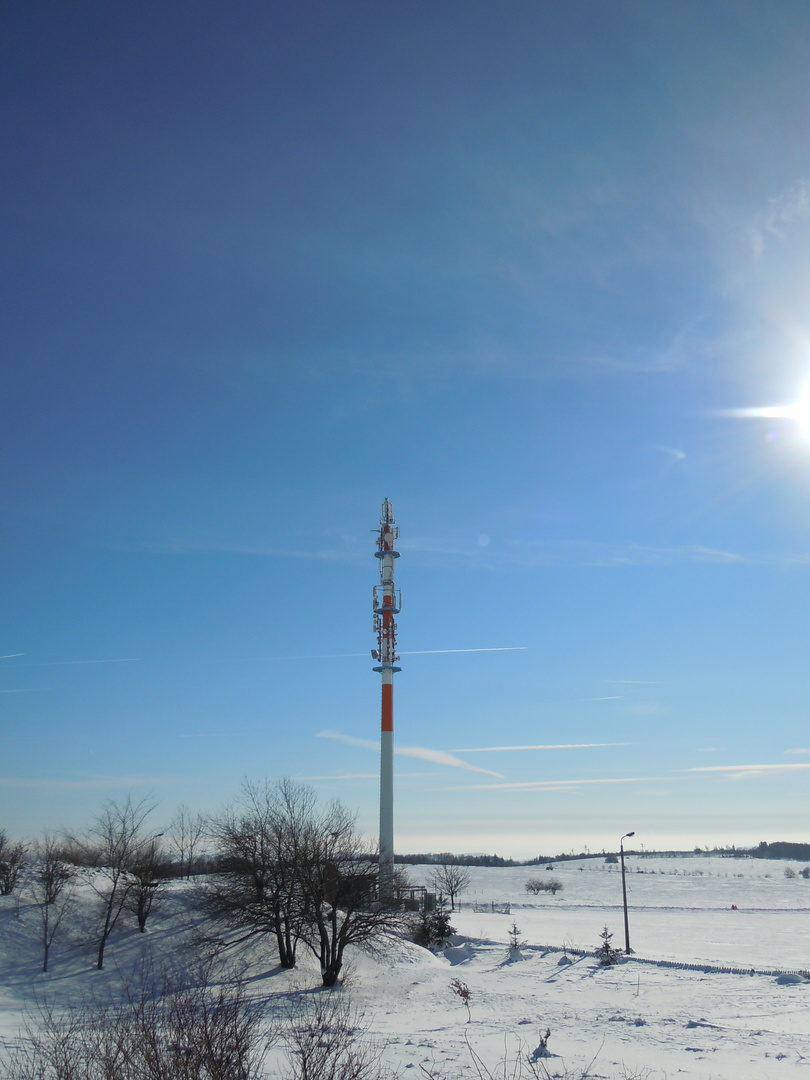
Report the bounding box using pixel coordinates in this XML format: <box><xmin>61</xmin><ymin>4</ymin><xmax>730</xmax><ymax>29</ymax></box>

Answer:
<box><xmin>0</xmin><ymin>830</ymin><xmax>28</xmax><ymax>896</ymax></box>
<box><xmin>168</xmin><ymin>802</ymin><xmax>208</xmax><ymax>879</ymax></box>
<box><xmin>450</xmin><ymin>977</ymin><xmax>472</xmax><ymax>1022</ymax></box>
<box><xmin>281</xmin><ymin>991</ymin><xmax>395</xmax><ymax>1080</ymax></box>
<box><xmin>1</xmin><ymin>964</ymin><xmax>270</xmax><ymax>1080</ymax></box>
<box><xmin>419</xmin><ymin>1031</ymin><xmax>612</xmax><ymax>1080</ymax></box>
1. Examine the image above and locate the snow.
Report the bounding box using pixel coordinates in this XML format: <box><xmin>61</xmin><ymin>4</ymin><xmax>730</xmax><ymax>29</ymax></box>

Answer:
<box><xmin>3</xmin><ymin>855</ymin><xmax>810</xmax><ymax>1078</ymax></box>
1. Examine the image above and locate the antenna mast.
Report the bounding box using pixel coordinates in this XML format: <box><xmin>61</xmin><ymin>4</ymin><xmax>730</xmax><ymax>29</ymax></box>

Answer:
<box><xmin>372</xmin><ymin>497</ymin><xmax>401</xmax><ymax>903</ymax></box>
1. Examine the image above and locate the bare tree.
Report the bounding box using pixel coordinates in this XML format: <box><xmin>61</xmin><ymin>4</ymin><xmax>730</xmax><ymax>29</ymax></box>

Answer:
<box><xmin>207</xmin><ymin>778</ymin><xmax>312</xmax><ymax>969</ymax></box>
<box><xmin>168</xmin><ymin>803</ymin><xmax>207</xmax><ymax>878</ymax></box>
<box><xmin>77</xmin><ymin>794</ymin><xmax>156</xmax><ymax>968</ymax></box>
<box><xmin>26</xmin><ymin>833</ymin><xmax>76</xmax><ymax>973</ymax></box>
<box><xmin>208</xmin><ymin>781</ymin><xmax>402</xmax><ymax>985</ymax></box>
<box><xmin>0</xmin><ymin>829</ymin><xmax>28</xmax><ymax>896</ymax></box>
<box><xmin>294</xmin><ymin>797</ymin><xmax>403</xmax><ymax>986</ymax></box>
<box><xmin>430</xmin><ymin>863</ymin><xmax>470</xmax><ymax>911</ymax></box>
<box><xmin>126</xmin><ymin>833</ymin><xmax>168</xmax><ymax>932</ymax></box>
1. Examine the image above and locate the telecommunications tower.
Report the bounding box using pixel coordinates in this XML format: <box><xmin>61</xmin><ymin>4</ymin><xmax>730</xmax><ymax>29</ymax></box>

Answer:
<box><xmin>372</xmin><ymin>498</ymin><xmax>401</xmax><ymax>903</ymax></box>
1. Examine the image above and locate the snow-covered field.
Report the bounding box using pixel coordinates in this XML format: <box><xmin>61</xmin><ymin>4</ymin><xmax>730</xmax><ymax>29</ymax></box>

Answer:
<box><xmin>3</xmin><ymin>854</ymin><xmax>810</xmax><ymax>1079</ymax></box>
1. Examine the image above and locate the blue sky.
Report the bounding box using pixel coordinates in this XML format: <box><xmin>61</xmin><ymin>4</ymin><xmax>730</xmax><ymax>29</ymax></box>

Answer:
<box><xmin>4</xmin><ymin>1</ymin><xmax>810</xmax><ymax>857</ymax></box>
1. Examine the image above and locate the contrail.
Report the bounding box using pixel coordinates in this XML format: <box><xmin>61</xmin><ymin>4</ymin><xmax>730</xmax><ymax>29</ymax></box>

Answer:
<box><xmin>453</xmin><ymin>742</ymin><xmax>626</xmax><ymax>753</ymax></box>
<box><xmin>15</xmin><ymin>658</ymin><xmax>142</xmax><ymax>667</ymax></box>
<box><xmin>208</xmin><ymin>647</ymin><xmax>527</xmax><ymax>662</ymax></box>
<box><xmin>317</xmin><ymin>730</ymin><xmax>504</xmax><ymax>777</ymax></box>
<box><xmin>400</xmin><ymin>647</ymin><xmax>527</xmax><ymax>655</ymax></box>
<box><xmin>0</xmin><ymin>654</ymin><xmax>25</xmax><ymax>659</ymax></box>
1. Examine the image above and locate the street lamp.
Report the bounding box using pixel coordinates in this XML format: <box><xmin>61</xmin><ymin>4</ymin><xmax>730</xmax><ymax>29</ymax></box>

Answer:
<box><xmin>620</xmin><ymin>831</ymin><xmax>635</xmax><ymax>954</ymax></box>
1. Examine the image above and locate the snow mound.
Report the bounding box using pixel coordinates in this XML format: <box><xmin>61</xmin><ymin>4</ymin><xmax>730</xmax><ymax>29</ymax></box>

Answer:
<box><xmin>444</xmin><ymin>942</ymin><xmax>475</xmax><ymax>966</ymax></box>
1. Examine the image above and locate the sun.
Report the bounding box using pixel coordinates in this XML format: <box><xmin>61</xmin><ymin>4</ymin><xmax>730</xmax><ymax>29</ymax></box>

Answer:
<box><xmin>791</xmin><ymin>388</ymin><xmax>810</xmax><ymax>438</ymax></box>
<box><xmin>724</xmin><ymin>385</ymin><xmax>810</xmax><ymax>439</ymax></box>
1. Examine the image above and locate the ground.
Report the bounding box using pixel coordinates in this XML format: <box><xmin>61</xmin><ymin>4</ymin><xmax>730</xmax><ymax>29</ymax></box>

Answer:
<box><xmin>2</xmin><ymin>855</ymin><xmax>810</xmax><ymax>1079</ymax></box>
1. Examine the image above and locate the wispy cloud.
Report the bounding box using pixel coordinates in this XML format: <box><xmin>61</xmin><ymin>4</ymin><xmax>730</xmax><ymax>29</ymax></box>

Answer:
<box><xmin>395</xmin><ymin>746</ymin><xmax>503</xmax><ymax>777</ymax></box>
<box><xmin>297</xmin><ymin>773</ymin><xmax>379</xmax><ymax>781</ymax></box>
<box><xmin>317</xmin><ymin>731</ymin><xmax>503</xmax><ymax>777</ymax></box>
<box><xmin>12</xmin><ymin>657</ymin><xmax>141</xmax><ymax>667</ymax></box>
<box><xmin>0</xmin><ymin>774</ymin><xmax>175</xmax><ymax>790</ymax></box>
<box><xmin>136</xmin><ymin>540</ymin><xmax>366</xmax><ymax>562</ymax></box>
<box><xmin>784</xmin><ymin>748</ymin><xmax>810</xmax><ymax>756</ymax></box>
<box><xmin>685</xmin><ymin>763</ymin><xmax>810</xmax><ymax>780</ymax></box>
<box><xmin>179</xmin><ymin>732</ymin><xmax>243</xmax><ymax>739</ymax></box>
<box><xmin>451</xmin><ymin>743</ymin><xmax>625</xmax><ymax>753</ymax></box>
<box><xmin>604</xmin><ymin>680</ymin><xmax>662</xmax><ymax>686</ymax></box>
<box><xmin>189</xmin><ymin>648</ymin><xmax>525</xmax><ymax>663</ymax></box>
<box><xmin>749</xmin><ymin>179</ymin><xmax>810</xmax><ymax>258</ymax></box>
<box><xmin>452</xmin><ymin>776</ymin><xmax>665</xmax><ymax>791</ymax></box>
<box><xmin>400</xmin><ymin>647</ymin><xmax>527</xmax><ymax>656</ymax></box>
<box><xmin>503</xmin><ymin>541</ymin><xmax>750</xmax><ymax>568</ymax></box>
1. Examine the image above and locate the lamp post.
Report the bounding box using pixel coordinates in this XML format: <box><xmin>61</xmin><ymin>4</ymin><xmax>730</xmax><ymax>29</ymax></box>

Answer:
<box><xmin>620</xmin><ymin>831</ymin><xmax>635</xmax><ymax>954</ymax></box>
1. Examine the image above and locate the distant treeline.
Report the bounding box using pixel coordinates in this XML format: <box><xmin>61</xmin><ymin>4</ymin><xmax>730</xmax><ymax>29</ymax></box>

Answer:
<box><xmin>749</xmin><ymin>841</ymin><xmax>810</xmax><ymax>861</ymax></box>
<box><xmin>395</xmin><ymin>853</ymin><xmax>519</xmax><ymax>867</ymax></box>
<box><xmin>396</xmin><ymin>842</ymin><xmax>810</xmax><ymax>866</ymax></box>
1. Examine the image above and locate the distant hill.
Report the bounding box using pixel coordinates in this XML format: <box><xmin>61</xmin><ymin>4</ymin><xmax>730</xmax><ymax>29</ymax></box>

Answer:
<box><xmin>396</xmin><ymin>842</ymin><xmax>810</xmax><ymax>866</ymax></box>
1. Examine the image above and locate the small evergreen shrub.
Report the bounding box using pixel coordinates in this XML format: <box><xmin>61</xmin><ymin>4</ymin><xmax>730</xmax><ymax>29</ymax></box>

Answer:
<box><xmin>597</xmin><ymin>925</ymin><xmax>620</xmax><ymax>966</ymax></box>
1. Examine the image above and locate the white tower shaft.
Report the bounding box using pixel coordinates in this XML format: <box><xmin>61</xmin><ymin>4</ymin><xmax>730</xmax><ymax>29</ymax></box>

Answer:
<box><xmin>373</xmin><ymin>498</ymin><xmax>400</xmax><ymax>903</ymax></box>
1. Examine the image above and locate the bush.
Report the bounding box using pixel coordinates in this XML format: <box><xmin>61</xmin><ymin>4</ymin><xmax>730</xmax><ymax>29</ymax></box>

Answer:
<box><xmin>410</xmin><ymin>901</ymin><xmax>455</xmax><ymax>950</ymax></box>
<box><xmin>525</xmin><ymin>878</ymin><xmax>563</xmax><ymax>896</ymax></box>
<box><xmin>597</xmin><ymin>925</ymin><xmax>620</xmax><ymax>966</ymax></box>
<box><xmin>0</xmin><ymin>831</ymin><xmax>28</xmax><ymax>896</ymax></box>
<box><xmin>1</xmin><ymin>965</ymin><xmax>270</xmax><ymax>1080</ymax></box>
<box><xmin>282</xmin><ymin>990</ymin><xmax>396</xmax><ymax>1080</ymax></box>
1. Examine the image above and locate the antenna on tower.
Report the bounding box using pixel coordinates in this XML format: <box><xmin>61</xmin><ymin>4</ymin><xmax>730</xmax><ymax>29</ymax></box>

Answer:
<box><xmin>373</xmin><ymin>498</ymin><xmax>400</xmax><ymax>903</ymax></box>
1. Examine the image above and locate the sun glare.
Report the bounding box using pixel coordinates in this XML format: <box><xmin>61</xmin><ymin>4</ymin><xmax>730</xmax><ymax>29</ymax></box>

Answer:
<box><xmin>723</xmin><ymin>385</ymin><xmax>810</xmax><ymax>440</ymax></box>
<box><xmin>793</xmin><ymin>388</ymin><xmax>810</xmax><ymax>438</ymax></box>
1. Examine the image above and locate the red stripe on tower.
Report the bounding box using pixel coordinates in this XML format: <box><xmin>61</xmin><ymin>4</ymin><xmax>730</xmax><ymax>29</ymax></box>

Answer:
<box><xmin>372</xmin><ymin>498</ymin><xmax>401</xmax><ymax>903</ymax></box>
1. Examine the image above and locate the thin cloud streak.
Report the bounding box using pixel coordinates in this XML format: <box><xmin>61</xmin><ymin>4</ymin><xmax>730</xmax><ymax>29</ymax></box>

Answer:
<box><xmin>203</xmin><ymin>647</ymin><xmax>526</xmax><ymax>662</ymax></box>
<box><xmin>452</xmin><ymin>776</ymin><xmax>666</xmax><ymax>791</ymax></box>
<box><xmin>0</xmin><ymin>774</ymin><xmax>176</xmax><ymax>790</ymax></box>
<box><xmin>179</xmin><ymin>733</ymin><xmax>243</xmax><ymax>739</ymax></box>
<box><xmin>604</xmin><ymin>680</ymin><xmax>662</xmax><ymax>685</ymax></box>
<box><xmin>316</xmin><ymin>730</ymin><xmax>503</xmax><ymax>777</ymax></box>
<box><xmin>14</xmin><ymin>658</ymin><xmax>142</xmax><ymax>667</ymax></box>
<box><xmin>686</xmin><ymin>763</ymin><xmax>810</xmax><ymax>779</ymax></box>
<box><xmin>396</xmin><ymin>745</ymin><xmax>504</xmax><ymax>778</ymax></box>
<box><xmin>297</xmin><ymin>773</ymin><xmax>379</xmax><ymax>781</ymax></box>
<box><xmin>400</xmin><ymin>647</ymin><xmax>527</xmax><ymax>655</ymax></box>
<box><xmin>452</xmin><ymin>742</ymin><xmax>625</xmax><ymax>753</ymax></box>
